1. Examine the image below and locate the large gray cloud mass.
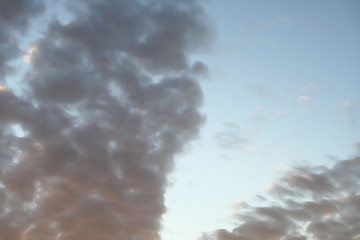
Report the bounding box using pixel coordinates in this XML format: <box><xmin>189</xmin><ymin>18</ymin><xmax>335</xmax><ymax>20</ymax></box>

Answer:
<box><xmin>0</xmin><ymin>0</ymin><xmax>211</xmax><ymax>239</ymax></box>
<box><xmin>0</xmin><ymin>0</ymin><xmax>44</xmax><ymax>78</ymax></box>
<box><xmin>201</xmin><ymin>153</ymin><xmax>360</xmax><ymax>240</ymax></box>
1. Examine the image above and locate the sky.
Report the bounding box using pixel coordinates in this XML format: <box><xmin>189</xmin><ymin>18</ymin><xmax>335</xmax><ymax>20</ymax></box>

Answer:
<box><xmin>162</xmin><ymin>0</ymin><xmax>360</xmax><ymax>239</ymax></box>
<box><xmin>0</xmin><ymin>1</ymin><xmax>359</xmax><ymax>240</ymax></box>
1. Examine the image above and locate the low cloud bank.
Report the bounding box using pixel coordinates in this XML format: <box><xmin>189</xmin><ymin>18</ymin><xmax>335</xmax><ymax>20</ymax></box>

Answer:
<box><xmin>201</xmin><ymin>152</ymin><xmax>360</xmax><ymax>240</ymax></box>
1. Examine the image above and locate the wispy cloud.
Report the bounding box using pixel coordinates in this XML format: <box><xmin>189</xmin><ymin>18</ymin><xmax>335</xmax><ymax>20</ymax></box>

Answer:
<box><xmin>215</xmin><ymin>123</ymin><xmax>247</xmax><ymax>150</ymax></box>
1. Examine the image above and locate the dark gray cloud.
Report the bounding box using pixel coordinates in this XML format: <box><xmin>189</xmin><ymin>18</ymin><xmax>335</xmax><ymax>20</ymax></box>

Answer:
<box><xmin>0</xmin><ymin>0</ymin><xmax>44</xmax><ymax>78</ymax></box>
<box><xmin>0</xmin><ymin>0</ymin><xmax>211</xmax><ymax>239</ymax></box>
<box><xmin>201</xmin><ymin>153</ymin><xmax>360</xmax><ymax>240</ymax></box>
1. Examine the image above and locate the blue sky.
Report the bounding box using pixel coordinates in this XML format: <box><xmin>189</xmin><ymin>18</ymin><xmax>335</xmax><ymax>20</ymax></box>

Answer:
<box><xmin>161</xmin><ymin>1</ymin><xmax>360</xmax><ymax>239</ymax></box>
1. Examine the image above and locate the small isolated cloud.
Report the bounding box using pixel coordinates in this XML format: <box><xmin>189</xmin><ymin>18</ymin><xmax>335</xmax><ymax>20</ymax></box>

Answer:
<box><xmin>201</xmin><ymin>152</ymin><xmax>360</xmax><ymax>240</ymax></box>
<box><xmin>215</xmin><ymin>131</ymin><xmax>246</xmax><ymax>150</ymax></box>
<box><xmin>247</xmin><ymin>83</ymin><xmax>272</xmax><ymax>98</ymax></box>
<box><xmin>297</xmin><ymin>95</ymin><xmax>311</xmax><ymax>103</ymax></box>
<box><xmin>215</xmin><ymin>131</ymin><xmax>246</xmax><ymax>149</ymax></box>
<box><xmin>215</xmin><ymin>123</ymin><xmax>247</xmax><ymax>150</ymax></box>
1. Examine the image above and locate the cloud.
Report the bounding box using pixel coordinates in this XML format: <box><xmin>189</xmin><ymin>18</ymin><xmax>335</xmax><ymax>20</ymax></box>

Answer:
<box><xmin>201</xmin><ymin>152</ymin><xmax>360</xmax><ymax>240</ymax></box>
<box><xmin>215</xmin><ymin>131</ymin><xmax>247</xmax><ymax>150</ymax></box>
<box><xmin>215</xmin><ymin>123</ymin><xmax>247</xmax><ymax>150</ymax></box>
<box><xmin>297</xmin><ymin>95</ymin><xmax>311</xmax><ymax>103</ymax></box>
<box><xmin>0</xmin><ymin>0</ymin><xmax>44</xmax><ymax>79</ymax></box>
<box><xmin>247</xmin><ymin>83</ymin><xmax>272</xmax><ymax>98</ymax></box>
<box><xmin>0</xmin><ymin>1</ymin><xmax>211</xmax><ymax>239</ymax></box>
<box><xmin>191</xmin><ymin>61</ymin><xmax>210</xmax><ymax>78</ymax></box>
